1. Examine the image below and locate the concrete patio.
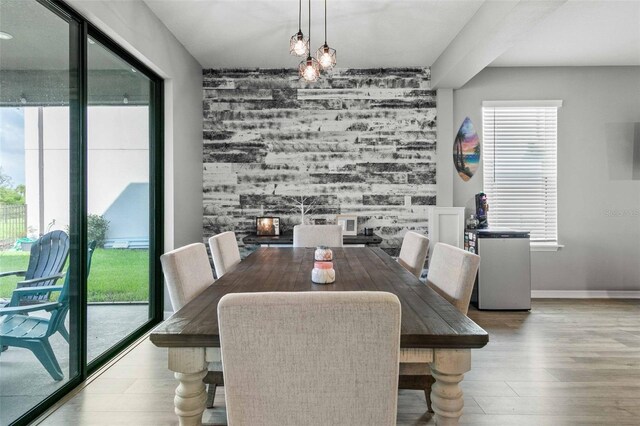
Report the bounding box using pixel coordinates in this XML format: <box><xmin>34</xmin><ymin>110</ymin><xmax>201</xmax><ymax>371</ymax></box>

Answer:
<box><xmin>0</xmin><ymin>304</ymin><xmax>148</xmax><ymax>425</ymax></box>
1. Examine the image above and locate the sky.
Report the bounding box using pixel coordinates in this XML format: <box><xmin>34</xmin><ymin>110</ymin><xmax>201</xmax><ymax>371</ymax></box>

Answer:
<box><xmin>0</xmin><ymin>107</ymin><xmax>25</xmax><ymax>186</ymax></box>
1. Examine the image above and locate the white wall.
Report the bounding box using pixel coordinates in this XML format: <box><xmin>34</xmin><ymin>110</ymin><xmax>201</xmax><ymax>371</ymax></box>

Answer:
<box><xmin>24</xmin><ymin>107</ymin><xmax>70</xmax><ymax>235</ymax></box>
<box><xmin>67</xmin><ymin>0</ymin><xmax>203</xmax><ymax>252</ymax></box>
<box><xmin>453</xmin><ymin>66</ymin><xmax>640</xmax><ymax>292</ymax></box>
<box><xmin>24</xmin><ymin>106</ymin><xmax>150</xmax><ymax>236</ymax></box>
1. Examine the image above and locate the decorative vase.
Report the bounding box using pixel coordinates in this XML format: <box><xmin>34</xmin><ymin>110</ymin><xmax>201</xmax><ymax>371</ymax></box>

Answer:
<box><xmin>311</xmin><ymin>261</ymin><xmax>335</xmax><ymax>284</ymax></box>
<box><xmin>314</xmin><ymin>246</ymin><xmax>333</xmax><ymax>261</ymax></box>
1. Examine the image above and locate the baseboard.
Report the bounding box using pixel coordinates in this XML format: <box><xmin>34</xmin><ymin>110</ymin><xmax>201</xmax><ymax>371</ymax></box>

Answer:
<box><xmin>531</xmin><ymin>290</ymin><xmax>640</xmax><ymax>299</ymax></box>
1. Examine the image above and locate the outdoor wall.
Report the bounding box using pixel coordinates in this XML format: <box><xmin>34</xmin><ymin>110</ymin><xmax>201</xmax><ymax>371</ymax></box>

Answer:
<box><xmin>453</xmin><ymin>66</ymin><xmax>640</xmax><ymax>293</ymax></box>
<box><xmin>202</xmin><ymin>68</ymin><xmax>436</xmax><ymax>257</ymax></box>
<box><xmin>24</xmin><ymin>107</ymin><xmax>70</xmax><ymax>235</ymax></box>
<box><xmin>23</xmin><ymin>106</ymin><xmax>149</xmax><ymax>240</ymax></box>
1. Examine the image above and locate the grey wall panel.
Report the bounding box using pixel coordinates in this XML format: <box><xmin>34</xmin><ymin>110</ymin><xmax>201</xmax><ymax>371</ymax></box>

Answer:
<box><xmin>202</xmin><ymin>68</ymin><xmax>437</xmax><ymax>257</ymax></box>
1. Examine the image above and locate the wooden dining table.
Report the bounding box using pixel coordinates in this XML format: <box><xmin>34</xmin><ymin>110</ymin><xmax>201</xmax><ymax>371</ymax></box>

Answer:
<box><xmin>151</xmin><ymin>247</ymin><xmax>489</xmax><ymax>426</ymax></box>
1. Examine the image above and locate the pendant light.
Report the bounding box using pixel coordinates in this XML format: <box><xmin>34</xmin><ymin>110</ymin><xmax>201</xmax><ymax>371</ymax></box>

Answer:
<box><xmin>316</xmin><ymin>0</ymin><xmax>336</xmax><ymax>70</ymax></box>
<box><xmin>289</xmin><ymin>0</ymin><xmax>309</xmax><ymax>56</ymax></box>
<box><xmin>299</xmin><ymin>0</ymin><xmax>320</xmax><ymax>82</ymax></box>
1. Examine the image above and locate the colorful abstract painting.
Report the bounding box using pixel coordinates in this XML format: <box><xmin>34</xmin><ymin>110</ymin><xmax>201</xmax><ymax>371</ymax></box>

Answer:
<box><xmin>453</xmin><ymin>117</ymin><xmax>480</xmax><ymax>181</ymax></box>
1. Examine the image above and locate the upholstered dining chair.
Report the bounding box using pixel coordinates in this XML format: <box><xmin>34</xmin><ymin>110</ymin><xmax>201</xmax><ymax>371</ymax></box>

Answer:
<box><xmin>397</xmin><ymin>231</ymin><xmax>430</xmax><ymax>279</ymax></box>
<box><xmin>160</xmin><ymin>243</ymin><xmax>222</xmax><ymax>409</ymax></box>
<box><xmin>208</xmin><ymin>231</ymin><xmax>241</xmax><ymax>278</ymax></box>
<box><xmin>399</xmin><ymin>242</ymin><xmax>480</xmax><ymax>412</ymax></box>
<box><xmin>292</xmin><ymin>224</ymin><xmax>343</xmax><ymax>248</ymax></box>
<box><xmin>218</xmin><ymin>291</ymin><xmax>401</xmax><ymax>426</ymax></box>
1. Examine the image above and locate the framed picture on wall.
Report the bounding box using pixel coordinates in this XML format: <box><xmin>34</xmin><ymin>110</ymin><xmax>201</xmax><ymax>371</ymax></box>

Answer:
<box><xmin>256</xmin><ymin>217</ymin><xmax>280</xmax><ymax>236</ymax></box>
<box><xmin>336</xmin><ymin>215</ymin><xmax>358</xmax><ymax>236</ymax></box>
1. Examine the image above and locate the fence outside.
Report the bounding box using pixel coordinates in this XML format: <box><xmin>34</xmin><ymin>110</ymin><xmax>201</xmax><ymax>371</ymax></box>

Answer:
<box><xmin>0</xmin><ymin>204</ymin><xmax>27</xmax><ymax>244</ymax></box>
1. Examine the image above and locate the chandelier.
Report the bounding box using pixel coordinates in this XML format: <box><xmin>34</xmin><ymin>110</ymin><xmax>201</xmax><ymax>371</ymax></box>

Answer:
<box><xmin>292</xmin><ymin>0</ymin><xmax>337</xmax><ymax>82</ymax></box>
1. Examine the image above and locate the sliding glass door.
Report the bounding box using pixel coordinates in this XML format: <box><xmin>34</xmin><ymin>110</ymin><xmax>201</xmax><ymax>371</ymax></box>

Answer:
<box><xmin>86</xmin><ymin>36</ymin><xmax>153</xmax><ymax>363</ymax></box>
<box><xmin>0</xmin><ymin>1</ymin><xmax>163</xmax><ymax>424</ymax></box>
<box><xmin>0</xmin><ymin>2</ymin><xmax>78</xmax><ymax>424</ymax></box>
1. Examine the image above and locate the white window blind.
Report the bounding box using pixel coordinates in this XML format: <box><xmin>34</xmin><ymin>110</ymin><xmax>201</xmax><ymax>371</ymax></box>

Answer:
<box><xmin>482</xmin><ymin>101</ymin><xmax>561</xmax><ymax>244</ymax></box>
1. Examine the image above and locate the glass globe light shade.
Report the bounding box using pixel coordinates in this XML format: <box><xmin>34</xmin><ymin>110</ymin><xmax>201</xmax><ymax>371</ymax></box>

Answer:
<box><xmin>316</xmin><ymin>43</ymin><xmax>336</xmax><ymax>70</ymax></box>
<box><xmin>299</xmin><ymin>56</ymin><xmax>321</xmax><ymax>82</ymax></box>
<box><xmin>289</xmin><ymin>31</ymin><xmax>309</xmax><ymax>57</ymax></box>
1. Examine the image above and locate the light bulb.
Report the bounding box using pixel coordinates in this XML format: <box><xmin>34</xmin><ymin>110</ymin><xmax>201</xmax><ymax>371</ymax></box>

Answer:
<box><xmin>315</xmin><ymin>44</ymin><xmax>336</xmax><ymax>70</ymax></box>
<box><xmin>319</xmin><ymin>53</ymin><xmax>333</xmax><ymax>68</ymax></box>
<box><xmin>294</xmin><ymin>40</ymin><xmax>307</xmax><ymax>56</ymax></box>
<box><xmin>289</xmin><ymin>31</ymin><xmax>308</xmax><ymax>57</ymax></box>
<box><xmin>303</xmin><ymin>65</ymin><xmax>318</xmax><ymax>81</ymax></box>
<box><xmin>299</xmin><ymin>56</ymin><xmax>321</xmax><ymax>82</ymax></box>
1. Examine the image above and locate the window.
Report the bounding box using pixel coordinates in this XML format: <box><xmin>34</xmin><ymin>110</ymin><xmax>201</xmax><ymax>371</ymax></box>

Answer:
<box><xmin>482</xmin><ymin>100</ymin><xmax>562</xmax><ymax>247</ymax></box>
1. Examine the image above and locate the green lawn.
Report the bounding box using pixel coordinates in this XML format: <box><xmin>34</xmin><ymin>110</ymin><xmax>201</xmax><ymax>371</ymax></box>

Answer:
<box><xmin>0</xmin><ymin>248</ymin><xmax>149</xmax><ymax>303</ymax></box>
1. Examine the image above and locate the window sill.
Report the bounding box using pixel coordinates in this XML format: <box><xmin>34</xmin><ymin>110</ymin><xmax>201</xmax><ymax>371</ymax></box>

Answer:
<box><xmin>531</xmin><ymin>243</ymin><xmax>564</xmax><ymax>252</ymax></box>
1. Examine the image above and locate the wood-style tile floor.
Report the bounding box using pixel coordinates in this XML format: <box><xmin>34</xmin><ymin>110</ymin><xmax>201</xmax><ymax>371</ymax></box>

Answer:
<box><xmin>37</xmin><ymin>299</ymin><xmax>640</xmax><ymax>425</ymax></box>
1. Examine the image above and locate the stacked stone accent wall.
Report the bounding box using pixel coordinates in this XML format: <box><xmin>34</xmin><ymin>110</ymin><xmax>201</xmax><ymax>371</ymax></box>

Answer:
<box><xmin>202</xmin><ymin>68</ymin><xmax>436</xmax><ymax>256</ymax></box>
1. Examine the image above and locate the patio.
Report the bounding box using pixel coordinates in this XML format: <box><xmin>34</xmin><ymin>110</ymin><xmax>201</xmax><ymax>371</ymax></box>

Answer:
<box><xmin>0</xmin><ymin>304</ymin><xmax>148</xmax><ymax>425</ymax></box>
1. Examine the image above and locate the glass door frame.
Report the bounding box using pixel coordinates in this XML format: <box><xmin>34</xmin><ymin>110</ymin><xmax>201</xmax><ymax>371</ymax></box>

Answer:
<box><xmin>14</xmin><ymin>1</ymin><xmax>164</xmax><ymax>424</ymax></box>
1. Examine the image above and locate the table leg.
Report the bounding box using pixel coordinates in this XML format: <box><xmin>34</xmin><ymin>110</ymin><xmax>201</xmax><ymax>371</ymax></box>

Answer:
<box><xmin>430</xmin><ymin>348</ymin><xmax>471</xmax><ymax>426</ymax></box>
<box><xmin>169</xmin><ymin>348</ymin><xmax>208</xmax><ymax>426</ymax></box>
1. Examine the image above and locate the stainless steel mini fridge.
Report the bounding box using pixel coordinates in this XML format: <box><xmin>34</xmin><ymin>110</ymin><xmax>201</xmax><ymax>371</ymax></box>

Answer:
<box><xmin>466</xmin><ymin>228</ymin><xmax>531</xmax><ymax>310</ymax></box>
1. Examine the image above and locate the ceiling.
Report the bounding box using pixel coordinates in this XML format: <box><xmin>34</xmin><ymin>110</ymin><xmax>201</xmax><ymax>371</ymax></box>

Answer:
<box><xmin>144</xmin><ymin>0</ymin><xmax>640</xmax><ymax>69</ymax></box>
<box><xmin>1</xmin><ymin>0</ymin><xmax>638</xmax><ymax>73</ymax></box>
<box><xmin>144</xmin><ymin>0</ymin><xmax>484</xmax><ymax>69</ymax></box>
<box><xmin>491</xmin><ymin>0</ymin><xmax>640</xmax><ymax>67</ymax></box>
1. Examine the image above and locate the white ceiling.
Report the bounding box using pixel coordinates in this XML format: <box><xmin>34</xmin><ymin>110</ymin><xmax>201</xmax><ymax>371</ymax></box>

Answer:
<box><xmin>492</xmin><ymin>0</ymin><xmax>640</xmax><ymax>67</ymax></box>
<box><xmin>145</xmin><ymin>0</ymin><xmax>640</xmax><ymax>69</ymax></box>
<box><xmin>144</xmin><ymin>0</ymin><xmax>484</xmax><ymax>69</ymax></box>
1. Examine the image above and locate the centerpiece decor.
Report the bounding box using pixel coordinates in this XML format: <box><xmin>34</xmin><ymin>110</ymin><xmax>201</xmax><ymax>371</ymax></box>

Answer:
<box><xmin>312</xmin><ymin>260</ymin><xmax>336</xmax><ymax>284</ymax></box>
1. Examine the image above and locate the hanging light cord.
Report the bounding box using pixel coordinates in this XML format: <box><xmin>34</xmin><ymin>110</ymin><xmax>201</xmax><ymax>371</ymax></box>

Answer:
<box><xmin>298</xmin><ymin>0</ymin><xmax>302</xmax><ymax>31</ymax></box>
<box><xmin>308</xmin><ymin>0</ymin><xmax>312</xmax><ymax>50</ymax></box>
<box><xmin>324</xmin><ymin>0</ymin><xmax>327</xmax><ymax>44</ymax></box>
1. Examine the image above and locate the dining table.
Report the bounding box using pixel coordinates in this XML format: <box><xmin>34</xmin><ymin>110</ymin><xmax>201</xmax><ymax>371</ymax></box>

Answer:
<box><xmin>150</xmin><ymin>247</ymin><xmax>489</xmax><ymax>426</ymax></box>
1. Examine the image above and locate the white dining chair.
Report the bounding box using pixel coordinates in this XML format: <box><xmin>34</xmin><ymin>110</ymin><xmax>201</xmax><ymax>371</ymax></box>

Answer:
<box><xmin>160</xmin><ymin>243</ymin><xmax>215</xmax><ymax>311</ymax></box>
<box><xmin>426</xmin><ymin>243</ymin><xmax>480</xmax><ymax>315</ymax></box>
<box><xmin>208</xmin><ymin>231</ymin><xmax>241</xmax><ymax>278</ymax></box>
<box><xmin>218</xmin><ymin>291</ymin><xmax>401</xmax><ymax>426</ymax></box>
<box><xmin>399</xmin><ymin>242</ymin><xmax>480</xmax><ymax>411</ymax></box>
<box><xmin>397</xmin><ymin>231</ymin><xmax>430</xmax><ymax>279</ymax></box>
<box><xmin>292</xmin><ymin>224</ymin><xmax>343</xmax><ymax>247</ymax></box>
<box><xmin>160</xmin><ymin>242</ymin><xmax>222</xmax><ymax>409</ymax></box>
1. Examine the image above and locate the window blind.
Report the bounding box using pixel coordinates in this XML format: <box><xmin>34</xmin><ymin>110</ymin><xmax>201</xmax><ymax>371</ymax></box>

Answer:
<box><xmin>482</xmin><ymin>103</ymin><xmax>560</xmax><ymax>244</ymax></box>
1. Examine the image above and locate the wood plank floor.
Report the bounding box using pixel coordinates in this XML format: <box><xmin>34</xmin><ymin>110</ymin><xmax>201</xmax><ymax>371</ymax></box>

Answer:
<box><xmin>37</xmin><ymin>299</ymin><xmax>640</xmax><ymax>425</ymax></box>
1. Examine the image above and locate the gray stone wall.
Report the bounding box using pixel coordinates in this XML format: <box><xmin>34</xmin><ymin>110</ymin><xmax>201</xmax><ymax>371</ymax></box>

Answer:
<box><xmin>202</xmin><ymin>68</ymin><xmax>437</xmax><ymax>256</ymax></box>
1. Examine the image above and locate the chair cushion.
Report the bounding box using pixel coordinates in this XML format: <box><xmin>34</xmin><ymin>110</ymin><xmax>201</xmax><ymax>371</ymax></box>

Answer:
<box><xmin>160</xmin><ymin>243</ymin><xmax>215</xmax><ymax>311</ymax></box>
<box><xmin>293</xmin><ymin>225</ymin><xmax>343</xmax><ymax>248</ymax></box>
<box><xmin>218</xmin><ymin>291</ymin><xmax>401</xmax><ymax>426</ymax></box>
<box><xmin>208</xmin><ymin>231</ymin><xmax>241</xmax><ymax>278</ymax></box>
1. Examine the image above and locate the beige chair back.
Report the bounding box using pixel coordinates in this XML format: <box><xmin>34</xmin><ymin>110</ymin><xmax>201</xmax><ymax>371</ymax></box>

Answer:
<box><xmin>398</xmin><ymin>231</ymin><xmax>430</xmax><ymax>278</ymax></box>
<box><xmin>160</xmin><ymin>243</ymin><xmax>215</xmax><ymax>311</ymax></box>
<box><xmin>293</xmin><ymin>224</ymin><xmax>343</xmax><ymax>247</ymax></box>
<box><xmin>218</xmin><ymin>291</ymin><xmax>401</xmax><ymax>426</ymax></box>
<box><xmin>426</xmin><ymin>243</ymin><xmax>480</xmax><ymax>315</ymax></box>
<box><xmin>208</xmin><ymin>231</ymin><xmax>241</xmax><ymax>278</ymax></box>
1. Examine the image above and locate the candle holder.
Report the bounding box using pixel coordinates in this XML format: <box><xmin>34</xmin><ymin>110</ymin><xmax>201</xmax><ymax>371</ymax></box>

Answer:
<box><xmin>312</xmin><ymin>261</ymin><xmax>336</xmax><ymax>284</ymax></box>
<box><xmin>314</xmin><ymin>246</ymin><xmax>333</xmax><ymax>261</ymax></box>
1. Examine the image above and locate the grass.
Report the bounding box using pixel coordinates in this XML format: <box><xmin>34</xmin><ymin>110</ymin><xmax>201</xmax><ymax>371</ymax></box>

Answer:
<box><xmin>0</xmin><ymin>248</ymin><xmax>149</xmax><ymax>303</ymax></box>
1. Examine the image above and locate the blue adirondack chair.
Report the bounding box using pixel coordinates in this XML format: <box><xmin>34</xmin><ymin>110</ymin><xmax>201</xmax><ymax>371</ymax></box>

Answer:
<box><xmin>0</xmin><ymin>241</ymin><xmax>96</xmax><ymax>381</ymax></box>
<box><xmin>0</xmin><ymin>230</ymin><xmax>70</xmax><ymax>307</ymax></box>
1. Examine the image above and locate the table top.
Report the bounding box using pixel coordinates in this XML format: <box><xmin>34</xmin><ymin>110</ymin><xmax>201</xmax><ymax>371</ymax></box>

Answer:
<box><xmin>242</xmin><ymin>231</ymin><xmax>383</xmax><ymax>245</ymax></box>
<box><xmin>150</xmin><ymin>247</ymin><xmax>488</xmax><ymax>349</ymax></box>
